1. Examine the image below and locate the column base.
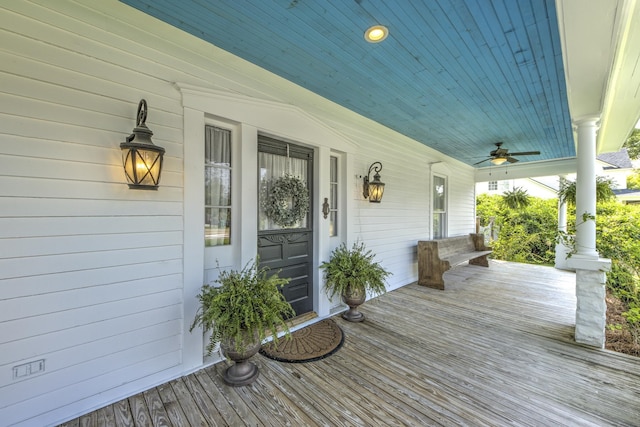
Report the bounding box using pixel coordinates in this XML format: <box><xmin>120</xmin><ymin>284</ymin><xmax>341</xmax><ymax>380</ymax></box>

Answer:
<box><xmin>567</xmin><ymin>254</ymin><xmax>611</xmax><ymax>271</ymax></box>
<box><xmin>567</xmin><ymin>256</ymin><xmax>611</xmax><ymax>349</ymax></box>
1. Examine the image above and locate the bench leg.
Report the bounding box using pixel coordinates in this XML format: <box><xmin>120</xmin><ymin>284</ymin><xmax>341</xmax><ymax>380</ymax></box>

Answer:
<box><xmin>469</xmin><ymin>255</ymin><xmax>489</xmax><ymax>267</ymax></box>
<box><xmin>418</xmin><ymin>261</ymin><xmax>448</xmax><ymax>290</ymax></box>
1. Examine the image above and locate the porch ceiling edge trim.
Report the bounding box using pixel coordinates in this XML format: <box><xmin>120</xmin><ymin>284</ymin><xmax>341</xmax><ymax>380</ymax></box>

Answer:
<box><xmin>597</xmin><ymin>0</ymin><xmax>640</xmax><ymax>154</ymax></box>
<box><xmin>557</xmin><ymin>0</ymin><xmax>640</xmax><ymax>154</ymax></box>
<box><xmin>474</xmin><ymin>157</ymin><xmax>577</xmax><ymax>183</ymax></box>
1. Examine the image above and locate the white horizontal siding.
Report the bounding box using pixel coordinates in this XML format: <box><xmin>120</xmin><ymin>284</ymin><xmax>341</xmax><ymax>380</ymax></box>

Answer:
<box><xmin>0</xmin><ymin>304</ymin><xmax>182</xmax><ymax>367</ymax></box>
<box><xmin>0</xmin><ymin>260</ymin><xmax>183</xmax><ymax>300</ymax></box>
<box><xmin>4</xmin><ymin>351</ymin><xmax>182</xmax><ymax>427</ymax></box>
<box><xmin>0</xmin><ymin>216</ymin><xmax>182</xmax><ymax>239</ymax></box>
<box><xmin>1</xmin><ymin>1</ymin><xmax>188</xmax><ymax>425</ymax></box>
<box><xmin>0</xmin><ymin>275</ymin><xmax>181</xmax><ymax>324</ymax></box>
<box><xmin>1</xmin><ymin>245</ymin><xmax>182</xmax><ymax>279</ymax></box>
<box><xmin>1</xmin><ymin>289</ymin><xmax>182</xmax><ymax>365</ymax></box>
<box><xmin>3</xmin><ymin>231</ymin><xmax>182</xmax><ymax>259</ymax></box>
<box><xmin>1</xmin><ymin>330</ymin><xmax>182</xmax><ymax>409</ymax></box>
<box><xmin>0</xmin><ymin>198</ymin><xmax>182</xmax><ymax>217</ymax></box>
<box><xmin>0</xmin><ymin>0</ymin><xmax>479</xmax><ymax>425</ymax></box>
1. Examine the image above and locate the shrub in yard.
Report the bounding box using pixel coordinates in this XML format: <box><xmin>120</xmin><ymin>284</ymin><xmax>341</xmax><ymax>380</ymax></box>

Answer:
<box><xmin>477</xmin><ymin>194</ymin><xmax>557</xmax><ymax>265</ymax></box>
<box><xmin>596</xmin><ymin>201</ymin><xmax>640</xmax><ymax>343</ymax></box>
<box><xmin>622</xmin><ymin>306</ymin><xmax>640</xmax><ymax>345</ymax></box>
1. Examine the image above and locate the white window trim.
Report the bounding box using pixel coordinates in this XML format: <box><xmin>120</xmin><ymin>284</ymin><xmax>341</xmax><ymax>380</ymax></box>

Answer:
<box><xmin>203</xmin><ymin>118</ymin><xmax>240</xmax><ymax>270</ymax></box>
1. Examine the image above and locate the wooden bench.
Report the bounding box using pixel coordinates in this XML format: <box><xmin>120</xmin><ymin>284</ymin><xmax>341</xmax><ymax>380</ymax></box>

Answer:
<box><xmin>418</xmin><ymin>233</ymin><xmax>492</xmax><ymax>290</ymax></box>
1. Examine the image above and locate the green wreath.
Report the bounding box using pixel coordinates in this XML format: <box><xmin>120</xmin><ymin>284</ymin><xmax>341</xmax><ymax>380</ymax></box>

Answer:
<box><xmin>261</xmin><ymin>174</ymin><xmax>310</xmax><ymax>227</ymax></box>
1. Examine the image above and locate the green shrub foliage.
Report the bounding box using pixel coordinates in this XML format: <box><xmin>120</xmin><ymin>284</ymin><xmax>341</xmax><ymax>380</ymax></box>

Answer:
<box><xmin>477</xmin><ymin>194</ymin><xmax>557</xmax><ymax>265</ymax></box>
<box><xmin>595</xmin><ymin>201</ymin><xmax>640</xmax><ymax>344</ymax></box>
<box><xmin>627</xmin><ymin>170</ymin><xmax>640</xmax><ymax>190</ymax></box>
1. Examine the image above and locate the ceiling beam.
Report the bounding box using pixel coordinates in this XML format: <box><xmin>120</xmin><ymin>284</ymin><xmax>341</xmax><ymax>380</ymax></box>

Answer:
<box><xmin>474</xmin><ymin>158</ymin><xmax>577</xmax><ymax>183</ymax></box>
<box><xmin>598</xmin><ymin>0</ymin><xmax>640</xmax><ymax>153</ymax></box>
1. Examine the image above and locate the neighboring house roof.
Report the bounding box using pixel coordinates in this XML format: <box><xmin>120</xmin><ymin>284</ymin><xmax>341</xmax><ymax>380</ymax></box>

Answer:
<box><xmin>597</xmin><ymin>148</ymin><xmax>633</xmax><ymax>169</ymax></box>
<box><xmin>529</xmin><ymin>176</ymin><xmax>560</xmax><ymax>192</ymax></box>
<box><xmin>613</xmin><ymin>188</ymin><xmax>640</xmax><ymax>195</ymax></box>
<box><xmin>613</xmin><ymin>188</ymin><xmax>640</xmax><ymax>204</ymax></box>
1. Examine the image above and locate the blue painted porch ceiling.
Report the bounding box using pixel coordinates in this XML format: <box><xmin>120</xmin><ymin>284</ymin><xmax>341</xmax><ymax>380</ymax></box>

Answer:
<box><xmin>122</xmin><ymin>0</ymin><xmax>575</xmax><ymax>166</ymax></box>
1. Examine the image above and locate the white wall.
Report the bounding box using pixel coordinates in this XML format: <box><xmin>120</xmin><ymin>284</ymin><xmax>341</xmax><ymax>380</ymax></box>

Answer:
<box><xmin>599</xmin><ymin>169</ymin><xmax>630</xmax><ymax>189</ymax></box>
<box><xmin>0</xmin><ymin>1</ymin><xmax>477</xmax><ymax>425</ymax></box>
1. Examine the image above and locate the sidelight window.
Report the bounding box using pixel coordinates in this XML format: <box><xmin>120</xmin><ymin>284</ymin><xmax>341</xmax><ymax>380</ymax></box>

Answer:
<box><xmin>204</xmin><ymin>125</ymin><xmax>232</xmax><ymax>246</ymax></box>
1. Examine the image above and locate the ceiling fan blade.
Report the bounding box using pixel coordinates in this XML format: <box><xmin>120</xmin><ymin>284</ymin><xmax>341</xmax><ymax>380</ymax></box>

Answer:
<box><xmin>473</xmin><ymin>158</ymin><xmax>491</xmax><ymax>165</ymax></box>
<box><xmin>509</xmin><ymin>151</ymin><xmax>540</xmax><ymax>156</ymax></box>
<box><xmin>506</xmin><ymin>156</ymin><xmax>519</xmax><ymax>163</ymax></box>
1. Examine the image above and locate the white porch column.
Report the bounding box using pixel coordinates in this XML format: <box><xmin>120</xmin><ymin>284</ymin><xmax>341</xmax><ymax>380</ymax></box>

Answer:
<box><xmin>574</xmin><ymin>118</ymin><xmax>599</xmax><ymax>257</ymax></box>
<box><xmin>567</xmin><ymin>117</ymin><xmax>611</xmax><ymax>348</ymax></box>
<box><xmin>555</xmin><ymin>175</ymin><xmax>571</xmax><ymax>270</ymax></box>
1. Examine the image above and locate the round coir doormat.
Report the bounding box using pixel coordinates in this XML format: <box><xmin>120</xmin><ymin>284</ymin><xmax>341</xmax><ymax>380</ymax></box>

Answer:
<box><xmin>259</xmin><ymin>319</ymin><xmax>344</xmax><ymax>363</ymax></box>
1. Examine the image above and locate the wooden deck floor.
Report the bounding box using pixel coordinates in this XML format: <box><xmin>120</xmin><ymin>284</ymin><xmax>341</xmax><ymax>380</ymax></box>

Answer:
<box><xmin>61</xmin><ymin>261</ymin><xmax>640</xmax><ymax>426</ymax></box>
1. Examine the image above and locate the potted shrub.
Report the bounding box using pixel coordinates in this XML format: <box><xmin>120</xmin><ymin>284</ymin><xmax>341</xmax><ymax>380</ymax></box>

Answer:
<box><xmin>190</xmin><ymin>259</ymin><xmax>294</xmax><ymax>386</ymax></box>
<box><xmin>320</xmin><ymin>242</ymin><xmax>391</xmax><ymax>322</ymax></box>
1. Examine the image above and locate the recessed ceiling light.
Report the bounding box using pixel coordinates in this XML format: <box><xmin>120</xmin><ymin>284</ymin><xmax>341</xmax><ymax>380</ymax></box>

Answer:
<box><xmin>364</xmin><ymin>25</ymin><xmax>388</xmax><ymax>43</ymax></box>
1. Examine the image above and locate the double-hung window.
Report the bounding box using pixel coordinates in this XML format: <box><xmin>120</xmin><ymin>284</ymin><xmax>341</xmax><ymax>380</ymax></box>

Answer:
<box><xmin>433</xmin><ymin>175</ymin><xmax>447</xmax><ymax>239</ymax></box>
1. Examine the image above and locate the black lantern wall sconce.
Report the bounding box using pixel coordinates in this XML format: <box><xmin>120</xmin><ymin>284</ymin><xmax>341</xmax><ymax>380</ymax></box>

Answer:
<box><xmin>363</xmin><ymin>161</ymin><xmax>385</xmax><ymax>203</ymax></box>
<box><xmin>120</xmin><ymin>99</ymin><xmax>165</xmax><ymax>190</ymax></box>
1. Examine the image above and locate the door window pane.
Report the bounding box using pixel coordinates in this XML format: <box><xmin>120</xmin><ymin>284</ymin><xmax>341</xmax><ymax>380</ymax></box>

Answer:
<box><xmin>205</xmin><ymin>125</ymin><xmax>231</xmax><ymax>246</ymax></box>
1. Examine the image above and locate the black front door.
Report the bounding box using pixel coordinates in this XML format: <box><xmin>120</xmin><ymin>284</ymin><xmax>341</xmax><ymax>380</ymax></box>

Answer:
<box><xmin>257</xmin><ymin>136</ymin><xmax>314</xmax><ymax>316</ymax></box>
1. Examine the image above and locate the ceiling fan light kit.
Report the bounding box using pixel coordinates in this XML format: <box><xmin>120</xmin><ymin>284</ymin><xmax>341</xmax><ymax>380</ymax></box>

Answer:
<box><xmin>490</xmin><ymin>157</ymin><xmax>508</xmax><ymax>166</ymax></box>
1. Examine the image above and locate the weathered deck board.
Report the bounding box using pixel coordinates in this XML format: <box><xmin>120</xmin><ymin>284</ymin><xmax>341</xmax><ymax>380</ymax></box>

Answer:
<box><xmin>142</xmin><ymin>388</ymin><xmax>172</xmax><ymax>427</ymax></box>
<box><xmin>128</xmin><ymin>393</ymin><xmax>153</xmax><ymax>427</ymax></box>
<box><xmin>193</xmin><ymin>369</ymin><xmax>244</xmax><ymax>426</ymax></box>
<box><xmin>168</xmin><ymin>378</ymin><xmax>210</xmax><ymax>426</ymax></box>
<box><xmin>112</xmin><ymin>399</ymin><xmax>134</xmax><ymax>427</ymax></box>
<box><xmin>155</xmin><ymin>382</ymin><xmax>191</xmax><ymax>426</ymax></box>
<box><xmin>60</xmin><ymin>261</ymin><xmax>640</xmax><ymax>426</ymax></box>
<box><xmin>203</xmin><ymin>365</ymin><xmax>264</xmax><ymax>426</ymax></box>
<box><xmin>95</xmin><ymin>405</ymin><xmax>116</xmax><ymax>427</ymax></box>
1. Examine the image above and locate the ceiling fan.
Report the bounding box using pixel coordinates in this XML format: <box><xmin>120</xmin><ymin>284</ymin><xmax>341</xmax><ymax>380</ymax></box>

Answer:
<box><xmin>474</xmin><ymin>142</ymin><xmax>540</xmax><ymax>166</ymax></box>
